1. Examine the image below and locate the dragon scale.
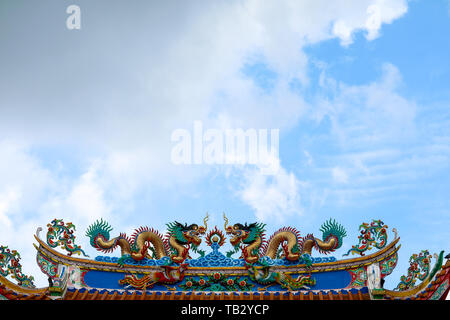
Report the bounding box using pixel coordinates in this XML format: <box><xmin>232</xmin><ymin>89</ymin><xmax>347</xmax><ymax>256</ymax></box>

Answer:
<box><xmin>263</xmin><ymin>228</ymin><xmax>300</xmax><ymax>261</ymax></box>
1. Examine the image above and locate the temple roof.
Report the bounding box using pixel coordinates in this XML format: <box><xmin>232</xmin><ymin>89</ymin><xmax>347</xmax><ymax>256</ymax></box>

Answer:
<box><xmin>64</xmin><ymin>287</ymin><xmax>371</xmax><ymax>301</ymax></box>
<box><xmin>0</xmin><ymin>275</ymin><xmax>50</xmax><ymax>300</ymax></box>
<box><xmin>0</xmin><ymin>217</ymin><xmax>447</xmax><ymax>300</ymax></box>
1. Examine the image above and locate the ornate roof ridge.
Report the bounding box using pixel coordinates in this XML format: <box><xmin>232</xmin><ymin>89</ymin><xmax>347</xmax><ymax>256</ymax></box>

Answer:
<box><xmin>34</xmin><ymin>233</ymin><xmax>400</xmax><ymax>273</ymax></box>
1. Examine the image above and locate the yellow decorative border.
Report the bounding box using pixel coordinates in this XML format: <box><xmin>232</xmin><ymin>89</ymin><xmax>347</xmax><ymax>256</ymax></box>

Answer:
<box><xmin>382</xmin><ymin>279</ymin><xmax>431</xmax><ymax>298</ymax></box>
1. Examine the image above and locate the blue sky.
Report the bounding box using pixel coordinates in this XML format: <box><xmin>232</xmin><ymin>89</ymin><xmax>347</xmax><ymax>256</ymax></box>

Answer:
<box><xmin>0</xmin><ymin>0</ymin><xmax>449</xmax><ymax>291</ymax></box>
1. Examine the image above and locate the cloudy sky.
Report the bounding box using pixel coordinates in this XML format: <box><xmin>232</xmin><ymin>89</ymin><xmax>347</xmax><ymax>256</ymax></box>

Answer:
<box><xmin>1</xmin><ymin>0</ymin><xmax>449</xmax><ymax>292</ymax></box>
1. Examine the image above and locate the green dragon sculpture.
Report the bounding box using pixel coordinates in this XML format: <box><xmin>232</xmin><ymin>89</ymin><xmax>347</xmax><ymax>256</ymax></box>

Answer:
<box><xmin>245</xmin><ymin>264</ymin><xmax>316</xmax><ymax>291</ymax></box>
<box><xmin>85</xmin><ymin>214</ymin><xmax>208</xmax><ymax>265</ymax></box>
<box><xmin>394</xmin><ymin>250</ymin><xmax>433</xmax><ymax>291</ymax></box>
<box><xmin>224</xmin><ymin>214</ymin><xmax>346</xmax><ymax>264</ymax></box>
<box><xmin>343</xmin><ymin>219</ymin><xmax>388</xmax><ymax>256</ymax></box>
<box><xmin>46</xmin><ymin>219</ymin><xmax>88</xmax><ymax>257</ymax></box>
<box><xmin>0</xmin><ymin>245</ymin><xmax>35</xmax><ymax>288</ymax></box>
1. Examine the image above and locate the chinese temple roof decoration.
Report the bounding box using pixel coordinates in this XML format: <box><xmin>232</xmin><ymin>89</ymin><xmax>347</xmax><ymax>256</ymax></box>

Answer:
<box><xmin>382</xmin><ymin>250</ymin><xmax>449</xmax><ymax>300</ymax></box>
<box><xmin>223</xmin><ymin>214</ymin><xmax>347</xmax><ymax>266</ymax></box>
<box><xmin>344</xmin><ymin>219</ymin><xmax>389</xmax><ymax>257</ymax></box>
<box><xmin>0</xmin><ymin>214</ymin><xmax>448</xmax><ymax>300</ymax></box>
<box><xmin>394</xmin><ymin>250</ymin><xmax>433</xmax><ymax>291</ymax></box>
<box><xmin>205</xmin><ymin>226</ymin><xmax>226</xmax><ymax>247</ymax></box>
<box><xmin>46</xmin><ymin>219</ymin><xmax>88</xmax><ymax>257</ymax></box>
<box><xmin>85</xmin><ymin>214</ymin><xmax>209</xmax><ymax>266</ymax></box>
<box><xmin>0</xmin><ymin>245</ymin><xmax>35</xmax><ymax>288</ymax></box>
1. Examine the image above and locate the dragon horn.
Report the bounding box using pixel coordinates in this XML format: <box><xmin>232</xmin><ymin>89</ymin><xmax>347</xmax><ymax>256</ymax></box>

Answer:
<box><xmin>223</xmin><ymin>212</ymin><xmax>228</xmax><ymax>229</ymax></box>
<box><xmin>203</xmin><ymin>212</ymin><xmax>209</xmax><ymax>230</ymax></box>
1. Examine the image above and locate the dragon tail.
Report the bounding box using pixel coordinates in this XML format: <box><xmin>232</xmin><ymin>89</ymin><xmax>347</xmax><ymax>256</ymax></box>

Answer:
<box><xmin>85</xmin><ymin>219</ymin><xmax>129</xmax><ymax>253</ymax></box>
<box><xmin>317</xmin><ymin>218</ymin><xmax>347</xmax><ymax>254</ymax></box>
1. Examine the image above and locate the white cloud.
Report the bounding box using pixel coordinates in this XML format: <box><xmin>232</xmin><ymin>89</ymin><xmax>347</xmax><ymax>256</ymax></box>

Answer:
<box><xmin>0</xmin><ymin>188</ymin><xmax>20</xmax><ymax>228</ymax></box>
<box><xmin>0</xmin><ymin>1</ymin><xmax>411</xmax><ymax>286</ymax></box>
<box><xmin>332</xmin><ymin>0</ymin><xmax>408</xmax><ymax>45</ymax></box>
<box><xmin>237</xmin><ymin>163</ymin><xmax>303</xmax><ymax>222</ymax></box>
<box><xmin>0</xmin><ymin>2</ymin><xmax>410</xmax><ymax>203</ymax></box>
<box><xmin>0</xmin><ymin>0</ymin><xmax>410</xmax><ymax>143</ymax></box>
<box><xmin>323</xmin><ymin>63</ymin><xmax>416</xmax><ymax>148</ymax></box>
<box><xmin>0</xmin><ymin>140</ymin><xmax>56</xmax><ymax>217</ymax></box>
<box><xmin>40</xmin><ymin>162</ymin><xmax>110</xmax><ymax>223</ymax></box>
<box><xmin>301</xmin><ymin>62</ymin><xmax>450</xmax><ymax>207</ymax></box>
<box><xmin>365</xmin><ymin>0</ymin><xmax>408</xmax><ymax>40</ymax></box>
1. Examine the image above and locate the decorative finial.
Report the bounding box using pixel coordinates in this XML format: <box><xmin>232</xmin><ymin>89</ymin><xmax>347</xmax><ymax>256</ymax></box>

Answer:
<box><xmin>204</xmin><ymin>212</ymin><xmax>209</xmax><ymax>230</ymax></box>
<box><xmin>223</xmin><ymin>212</ymin><xmax>228</xmax><ymax>229</ymax></box>
<box><xmin>198</xmin><ymin>212</ymin><xmax>209</xmax><ymax>234</ymax></box>
<box><xmin>36</xmin><ymin>227</ymin><xmax>43</xmax><ymax>239</ymax></box>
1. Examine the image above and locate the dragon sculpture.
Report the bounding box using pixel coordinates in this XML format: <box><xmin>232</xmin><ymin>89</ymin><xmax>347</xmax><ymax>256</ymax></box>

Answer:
<box><xmin>343</xmin><ymin>219</ymin><xmax>388</xmax><ymax>256</ymax></box>
<box><xmin>119</xmin><ymin>263</ymin><xmax>188</xmax><ymax>290</ymax></box>
<box><xmin>85</xmin><ymin>214</ymin><xmax>208</xmax><ymax>265</ymax></box>
<box><xmin>46</xmin><ymin>219</ymin><xmax>88</xmax><ymax>257</ymax></box>
<box><xmin>246</xmin><ymin>264</ymin><xmax>316</xmax><ymax>291</ymax></box>
<box><xmin>224</xmin><ymin>214</ymin><xmax>346</xmax><ymax>264</ymax></box>
<box><xmin>394</xmin><ymin>250</ymin><xmax>433</xmax><ymax>291</ymax></box>
<box><xmin>0</xmin><ymin>245</ymin><xmax>35</xmax><ymax>288</ymax></box>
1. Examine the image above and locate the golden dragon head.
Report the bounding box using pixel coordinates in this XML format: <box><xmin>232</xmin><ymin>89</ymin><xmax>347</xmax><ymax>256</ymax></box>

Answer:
<box><xmin>176</xmin><ymin>213</ymin><xmax>209</xmax><ymax>246</ymax></box>
<box><xmin>223</xmin><ymin>213</ymin><xmax>254</xmax><ymax>246</ymax></box>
